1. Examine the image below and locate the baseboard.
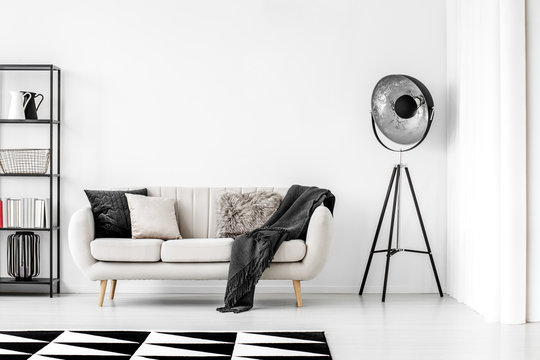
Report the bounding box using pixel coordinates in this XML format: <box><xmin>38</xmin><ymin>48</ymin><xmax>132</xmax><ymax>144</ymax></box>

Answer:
<box><xmin>61</xmin><ymin>284</ymin><xmax>358</xmax><ymax>294</ymax></box>
<box><xmin>59</xmin><ymin>283</ymin><xmax>442</xmax><ymax>294</ymax></box>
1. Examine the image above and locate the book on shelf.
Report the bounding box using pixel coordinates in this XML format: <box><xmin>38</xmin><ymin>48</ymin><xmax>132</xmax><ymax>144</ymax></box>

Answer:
<box><xmin>17</xmin><ymin>199</ymin><xmax>23</xmax><ymax>228</ymax></box>
<box><xmin>1</xmin><ymin>198</ymin><xmax>6</xmax><ymax>228</ymax></box>
<box><xmin>45</xmin><ymin>198</ymin><xmax>50</xmax><ymax>228</ymax></box>
<box><xmin>7</xmin><ymin>199</ymin><xmax>19</xmax><ymax>228</ymax></box>
<box><xmin>1</xmin><ymin>198</ymin><xmax>50</xmax><ymax>229</ymax></box>
<box><xmin>35</xmin><ymin>199</ymin><xmax>45</xmax><ymax>228</ymax></box>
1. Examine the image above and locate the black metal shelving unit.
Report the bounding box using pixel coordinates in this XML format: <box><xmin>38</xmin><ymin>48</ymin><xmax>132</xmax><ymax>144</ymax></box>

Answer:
<box><xmin>0</xmin><ymin>64</ymin><xmax>61</xmax><ymax>297</ymax></box>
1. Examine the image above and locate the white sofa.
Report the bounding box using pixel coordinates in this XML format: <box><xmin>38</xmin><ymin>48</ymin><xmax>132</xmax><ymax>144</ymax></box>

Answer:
<box><xmin>68</xmin><ymin>187</ymin><xmax>334</xmax><ymax>307</ymax></box>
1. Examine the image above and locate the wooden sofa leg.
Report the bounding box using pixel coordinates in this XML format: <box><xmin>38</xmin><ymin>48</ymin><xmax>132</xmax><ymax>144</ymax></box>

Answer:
<box><xmin>110</xmin><ymin>280</ymin><xmax>117</xmax><ymax>300</ymax></box>
<box><xmin>98</xmin><ymin>280</ymin><xmax>108</xmax><ymax>307</ymax></box>
<box><xmin>293</xmin><ymin>280</ymin><xmax>303</xmax><ymax>307</ymax></box>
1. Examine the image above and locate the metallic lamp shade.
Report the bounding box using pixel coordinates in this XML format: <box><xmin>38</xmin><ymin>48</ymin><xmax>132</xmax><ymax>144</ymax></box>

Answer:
<box><xmin>371</xmin><ymin>74</ymin><xmax>434</xmax><ymax>146</ymax></box>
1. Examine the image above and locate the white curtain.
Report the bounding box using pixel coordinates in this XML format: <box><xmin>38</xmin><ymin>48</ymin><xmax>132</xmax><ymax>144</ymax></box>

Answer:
<box><xmin>526</xmin><ymin>0</ymin><xmax>540</xmax><ymax>322</ymax></box>
<box><xmin>446</xmin><ymin>0</ymin><xmax>528</xmax><ymax>323</ymax></box>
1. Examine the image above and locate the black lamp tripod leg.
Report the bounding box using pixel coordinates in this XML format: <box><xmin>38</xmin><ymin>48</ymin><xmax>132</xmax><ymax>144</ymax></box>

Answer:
<box><xmin>359</xmin><ymin>166</ymin><xmax>398</xmax><ymax>295</ymax></box>
<box><xmin>382</xmin><ymin>165</ymin><xmax>401</xmax><ymax>302</ymax></box>
<box><xmin>404</xmin><ymin>167</ymin><xmax>443</xmax><ymax>297</ymax></box>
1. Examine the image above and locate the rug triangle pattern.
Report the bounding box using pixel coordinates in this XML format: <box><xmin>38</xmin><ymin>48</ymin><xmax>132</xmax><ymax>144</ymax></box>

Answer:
<box><xmin>0</xmin><ymin>330</ymin><xmax>331</xmax><ymax>359</ymax></box>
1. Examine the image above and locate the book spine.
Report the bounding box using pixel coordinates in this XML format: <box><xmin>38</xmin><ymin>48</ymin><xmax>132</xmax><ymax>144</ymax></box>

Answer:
<box><xmin>18</xmin><ymin>199</ymin><xmax>21</xmax><ymax>228</ymax></box>
<box><xmin>26</xmin><ymin>198</ymin><xmax>30</xmax><ymax>228</ymax></box>
<box><xmin>23</xmin><ymin>198</ymin><xmax>27</xmax><ymax>228</ymax></box>
<box><xmin>16</xmin><ymin>199</ymin><xmax>22</xmax><ymax>228</ymax></box>
<box><xmin>12</xmin><ymin>199</ymin><xmax>17</xmax><ymax>228</ymax></box>
<box><xmin>45</xmin><ymin>198</ymin><xmax>50</xmax><ymax>229</ymax></box>
<box><xmin>24</xmin><ymin>198</ymin><xmax>28</xmax><ymax>228</ymax></box>
<box><xmin>40</xmin><ymin>199</ymin><xmax>45</xmax><ymax>228</ymax></box>
<box><xmin>7</xmin><ymin>199</ymin><xmax>11</xmax><ymax>228</ymax></box>
<box><xmin>30</xmin><ymin>198</ymin><xmax>35</xmax><ymax>229</ymax></box>
<box><xmin>9</xmin><ymin>198</ymin><xmax>15</xmax><ymax>228</ymax></box>
<box><xmin>33</xmin><ymin>199</ymin><xmax>39</xmax><ymax>228</ymax></box>
<box><xmin>35</xmin><ymin>199</ymin><xmax>45</xmax><ymax>228</ymax></box>
<box><xmin>0</xmin><ymin>200</ymin><xmax>3</xmax><ymax>228</ymax></box>
<box><xmin>2</xmin><ymin>198</ymin><xmax>7</xmax><ymax>228</ymax></box>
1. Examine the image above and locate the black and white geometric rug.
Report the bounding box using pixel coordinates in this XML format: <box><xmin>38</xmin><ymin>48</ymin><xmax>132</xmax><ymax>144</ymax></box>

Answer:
<box><xmin>0</xmin><ymin>330</ymin><xmax>332</xmax><ymax>359</ymax></box>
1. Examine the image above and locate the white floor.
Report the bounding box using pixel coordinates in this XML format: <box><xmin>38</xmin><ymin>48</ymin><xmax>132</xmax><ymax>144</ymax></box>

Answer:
<box><xmin>1</xmin><ymin>292</ymin><xmax>539</xmax><ymax>360</ymax></box>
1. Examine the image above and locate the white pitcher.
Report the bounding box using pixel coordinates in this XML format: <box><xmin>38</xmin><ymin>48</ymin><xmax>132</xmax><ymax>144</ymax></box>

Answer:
<box><xmin>8</xmin><ymin>91</ymin><xmax>31</xmax><ymax>119</ymax></box>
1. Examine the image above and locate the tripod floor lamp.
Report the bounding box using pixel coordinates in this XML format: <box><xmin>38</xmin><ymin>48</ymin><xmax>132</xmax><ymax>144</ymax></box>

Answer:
<box><xmin>359</xmin><ymin>74</ymin><xmax>443</xmax><ymax>302</ymax></box>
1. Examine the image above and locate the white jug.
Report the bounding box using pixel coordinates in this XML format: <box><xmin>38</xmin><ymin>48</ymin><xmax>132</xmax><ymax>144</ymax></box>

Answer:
<box><xmin>8</xmin><ymin>91</ymin><xmax>31</xmax><ymax>119</ymax></box>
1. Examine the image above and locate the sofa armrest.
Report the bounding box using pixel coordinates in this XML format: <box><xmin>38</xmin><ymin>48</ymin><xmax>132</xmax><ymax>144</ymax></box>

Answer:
<box><xmin>300</xmin><ymin>205</ymin><xmax>334</xmax><ymax>279</ymax></box>
<box><xmin>68</xmin><ymin>207</ymin><xmax>97</xmax><ymax>275</ymax></box>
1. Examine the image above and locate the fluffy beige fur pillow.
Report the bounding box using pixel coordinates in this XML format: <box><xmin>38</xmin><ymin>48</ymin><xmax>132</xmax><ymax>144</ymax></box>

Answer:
<box><xmin>216</xmin><ymin>191</ymin><xmax>282</xmax><ymax>238</ymax></box>
<box><xmin>125</xmin><ymin>194</ymin><xmax>182</xmax><ymax>240</ymax></box>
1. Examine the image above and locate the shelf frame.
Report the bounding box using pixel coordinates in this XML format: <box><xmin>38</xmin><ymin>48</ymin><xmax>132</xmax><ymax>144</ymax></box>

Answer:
<box><xmin>0</xmin><ymin>64</ymin><xmax>61</xmax><ymax>297</ymax></box>
<box><xmin>0</xmin><ymin>64</ymin><xmax>60</xmax><ymax>71</ymax></box>
<box><xmin>0</xmin><ymin>277</ymin><xmax>60</xmax><ymax>285</ymax></box>
<box><xmin>0</xmin><ymin>174</ymin><xmax>59</xmax><ymax>177</ymax></box>
<box><xmin>0</xmin><ymin>119</ymin><xmax>59</xmax><ymax>124</ymax></box>
<box><xmin>0</xmin><ymin>227</ymin><xmax>59</xmax><ymax>232</ymax></box>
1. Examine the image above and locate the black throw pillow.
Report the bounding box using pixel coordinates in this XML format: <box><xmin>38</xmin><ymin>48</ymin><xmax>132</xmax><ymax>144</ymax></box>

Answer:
<box><xmin>84</xmin><ymin>189</ymin><xmax>147</xmax><ymax>238</ymax></box>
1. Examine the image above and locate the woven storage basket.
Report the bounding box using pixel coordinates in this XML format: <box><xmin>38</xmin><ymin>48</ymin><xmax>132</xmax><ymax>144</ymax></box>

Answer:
<box><xmin>0</xmin><ymin>149</ymin><xmax>50</xmax><ymax>174</ymax></box>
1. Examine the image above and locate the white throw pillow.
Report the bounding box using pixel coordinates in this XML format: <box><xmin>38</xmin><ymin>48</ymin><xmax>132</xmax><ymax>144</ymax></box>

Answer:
<box><xmin>125</xmin><ymin>194</ymin><xmax>182</xmax><ymax>240</ymax></box>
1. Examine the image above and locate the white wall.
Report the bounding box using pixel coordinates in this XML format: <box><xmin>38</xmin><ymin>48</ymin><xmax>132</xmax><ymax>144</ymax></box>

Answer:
<box><xmin>0</xmin><ymin>0</ymin><xmax>447</xmax><ymax>294</ymax></box>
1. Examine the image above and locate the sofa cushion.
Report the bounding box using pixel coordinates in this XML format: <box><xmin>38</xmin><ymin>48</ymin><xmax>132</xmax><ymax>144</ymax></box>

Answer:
<box><xmin>161</xmin><ymin>238</ymin><xmax>234</xmax><ymax>263</ymax></box>
<box><xmin>91</xmin><ymin>238</ymin><xmax>164</xmax><ymax>262</ymax></box>
<box><xmin>160</xmin><ymin>238</ymin><xmax>306</xmax><ymax>263</ymax></box>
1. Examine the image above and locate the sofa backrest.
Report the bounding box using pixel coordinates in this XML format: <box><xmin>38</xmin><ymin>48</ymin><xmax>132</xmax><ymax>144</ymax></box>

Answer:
<box><xmin>145</xmin><ymin>187</ymin><xmax>289</xmax><ymax>239</ymax></box>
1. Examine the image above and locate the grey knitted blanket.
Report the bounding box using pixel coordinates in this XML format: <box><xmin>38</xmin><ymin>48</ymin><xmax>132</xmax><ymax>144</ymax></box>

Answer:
<box><xmin>217</xmin><ymin>185</ymin><xmax>335</xmax><ymax>313</ymax></box>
